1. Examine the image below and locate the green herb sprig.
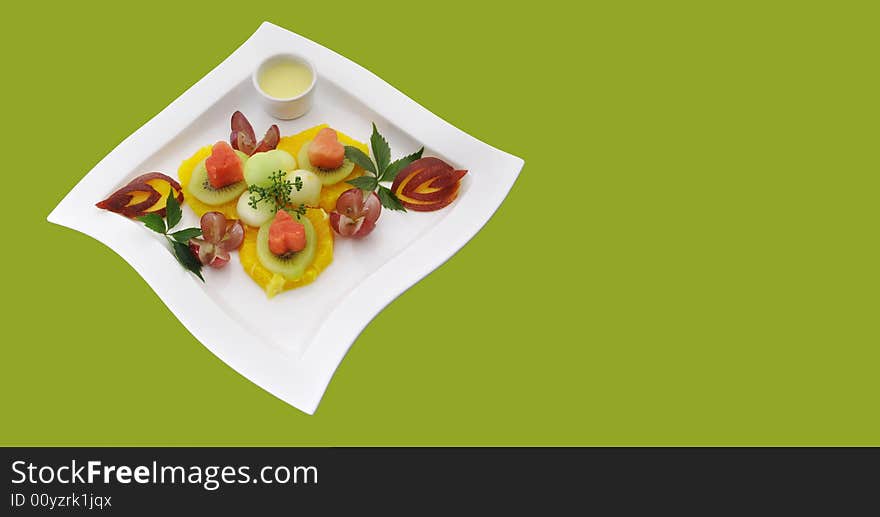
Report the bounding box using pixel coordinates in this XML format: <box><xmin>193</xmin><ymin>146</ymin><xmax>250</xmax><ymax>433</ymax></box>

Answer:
<box><xmin>344</xmin><ymin>123</ymin><xmax>423</xmax><ymax>211</ymax></box>
<box><xmin>138</xmin><ymin>191</ymin><xmax>204</xmax><ymax>280</ymax></box>
<box><xmin>248</xmin><ymin>170</ymin><xmax>306</xmax><ymax>218</ymax></box>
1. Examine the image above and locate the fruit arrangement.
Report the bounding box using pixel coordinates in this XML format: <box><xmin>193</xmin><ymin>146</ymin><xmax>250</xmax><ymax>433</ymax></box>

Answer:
<box><xmin>96</xmin><ymin>111</ymin><xmax>467</xmax><ymax>298</ymax></box>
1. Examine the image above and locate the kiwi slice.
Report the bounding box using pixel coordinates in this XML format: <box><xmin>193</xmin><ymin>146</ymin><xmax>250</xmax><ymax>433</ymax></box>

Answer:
<box><xmin>256</xmin><ymin>215</ymin><xmax>317</xmax><ymax>280</ymax></box>
<box><xmin>297</xmin><ymin>141</ymin><xmax>355</xmax><ymax>185</ymax></box>
<box><xmin>187</xmin><ymin>159</ymin><xmax>247</xmax><ymax>205</ymax></box>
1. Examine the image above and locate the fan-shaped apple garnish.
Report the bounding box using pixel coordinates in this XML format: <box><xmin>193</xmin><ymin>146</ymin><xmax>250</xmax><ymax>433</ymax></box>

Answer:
<box><xmin>96</xmin><ymin>172</ymin><xmax>184</xmax><ymax>218</ymax></box>
<box><xmin>391</xmin><ymin>157</ymin><xmax>467</xmax><ymax>212</ymax></box>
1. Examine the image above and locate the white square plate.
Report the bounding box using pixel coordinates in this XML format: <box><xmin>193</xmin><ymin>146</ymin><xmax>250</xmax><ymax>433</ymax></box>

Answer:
<box><xmin>47</xmin><ymin>22</ymin><xmax>523</xmax><ymax>414</ymax></box>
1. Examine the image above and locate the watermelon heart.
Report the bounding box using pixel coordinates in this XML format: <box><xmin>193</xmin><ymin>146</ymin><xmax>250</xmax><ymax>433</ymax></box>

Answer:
<box><xmin>308</xmin><ymin>128</ymin><xmax>345</xmax><ymax>170</ymax></box>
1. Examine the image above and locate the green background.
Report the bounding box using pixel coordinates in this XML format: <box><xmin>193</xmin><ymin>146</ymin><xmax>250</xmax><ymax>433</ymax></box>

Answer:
<box><xmin>2</xmin><ymin>2</ymin><xmax>876</xmax><ymax>445</ymax></box>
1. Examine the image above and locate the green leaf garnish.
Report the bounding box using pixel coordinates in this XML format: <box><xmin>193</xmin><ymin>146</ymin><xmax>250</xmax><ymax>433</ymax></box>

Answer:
<box><xmin>170</xmin><ymin>239</ymin><xmax>203</xmax><ymax>281</ymax></box>
<box><xmin>370</xmin><ymin>123</ymin><xmax>391</xmax><ymax>177</ymax></box>
<box><xmin>344</xmin><ymin>146</ymin><xmax>376</xmax><ymax>175</ymax></box>
<box><xmin>135</xmin><ymin>193</ymin><xmax>203</xmax><ymax>280</ymax></box>
<box><xmin>341</xmin><ymin>123</ymin><xmax>421</xmax><ymax>213</ymax></box>
<box><xmin>377</xmin><ymin>185</ymin><xmax>406</xmax><ymax>212</ymax></box>
<box><xmin>347</xmin><ymin>175</ymin><xmax>379</xmax><ymax>191</ymax></box>
<box><xmin>383</xmin><ymin>147</ymin><xmax>424</xmax><ymax>183</ymax></box>
<box><xmin>169</xmin><ymin>227</ymin><xmax>202</xmax><ymax>243</ymax></box>
<box><xmin>165</xmin><ymin>191</ymin><xmax>182</xmax><ymax>229</ymax></box>
<box><xmin>138</xmin><ymin>213</ymin><xmax>166</xmax><ymax>234</ymax></box>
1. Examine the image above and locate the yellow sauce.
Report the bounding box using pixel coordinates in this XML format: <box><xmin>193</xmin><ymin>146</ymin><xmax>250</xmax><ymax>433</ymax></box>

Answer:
<box><xmin>258</xmin><ymin>60</ymin><xmax>313</xmax><ymax>99</ymax></box>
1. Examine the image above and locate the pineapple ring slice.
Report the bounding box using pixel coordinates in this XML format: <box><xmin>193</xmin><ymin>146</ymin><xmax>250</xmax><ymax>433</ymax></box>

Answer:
<box><xmin>275</xmin><ymin>124</ymin><xmax>369</xmax><ymax>213</ymax></box>
<box><xmin>239</xmin><ymin>208</ymin><xmax>334</xmax><ymax>298</ymax></box>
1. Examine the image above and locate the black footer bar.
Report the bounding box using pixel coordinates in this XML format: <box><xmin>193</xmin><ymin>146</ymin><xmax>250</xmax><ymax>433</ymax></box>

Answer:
<box><xmin>2</xmin><ymin>448</ymin><xmax>877</xmax><ymax>513</ymax></box>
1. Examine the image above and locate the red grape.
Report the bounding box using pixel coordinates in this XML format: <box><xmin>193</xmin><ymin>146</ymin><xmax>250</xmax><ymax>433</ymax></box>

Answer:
<box><xmin>330</xmin><ymin>189</ymin><xmax>381</xmax><ymax>238</ymax></box>
<box><xmin>190</xmin><ymin>212</ymin><xmax>244</xmax><ymax>268</ymax></box>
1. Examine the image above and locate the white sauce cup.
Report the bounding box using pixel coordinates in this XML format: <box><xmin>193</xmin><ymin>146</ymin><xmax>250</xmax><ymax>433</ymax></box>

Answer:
<box><xmin>252</xmin><ymin>53</ymin><xmax>317</xmax><ymax>120</ymax></box>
